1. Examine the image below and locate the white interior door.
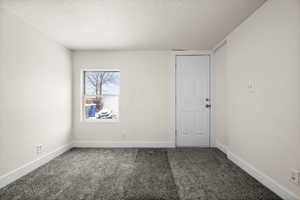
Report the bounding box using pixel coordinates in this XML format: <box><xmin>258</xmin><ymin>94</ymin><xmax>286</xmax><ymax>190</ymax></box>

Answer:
<box><xmin>176</xmin><ymin>55</ymin><xmax>210</xmax><ymax>147</ymax></box>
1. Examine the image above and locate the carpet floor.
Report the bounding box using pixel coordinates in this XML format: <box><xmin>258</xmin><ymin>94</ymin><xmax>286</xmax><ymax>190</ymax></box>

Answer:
<box><xmin>0</xmin><ymin>148</ymin><xmax>281</xmax><ymax>200</ymax></box>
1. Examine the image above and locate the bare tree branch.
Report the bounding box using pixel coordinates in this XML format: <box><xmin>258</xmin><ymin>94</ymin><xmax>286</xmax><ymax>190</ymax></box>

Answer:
<box><xmin>87</xmin><ymin>76</ymin><xmax>96</xmax><ymax>87</ymax></box>
<box><xmin>86</xmin><ymin>71</ymin><xmax>118</xmax><ymax>96</ymax></box>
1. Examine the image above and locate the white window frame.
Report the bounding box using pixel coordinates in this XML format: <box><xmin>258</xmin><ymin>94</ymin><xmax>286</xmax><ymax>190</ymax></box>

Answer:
<box><xmin>80</xmin><ymin>69</ymin><xmax>120</xmax><ymax>123</ymax></box>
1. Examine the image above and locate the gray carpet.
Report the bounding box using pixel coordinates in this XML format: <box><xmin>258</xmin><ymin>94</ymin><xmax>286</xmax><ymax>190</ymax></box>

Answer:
<box><xmin>123</xmin><ymin>149</ymin><xmax>179</xmax><ymax>200</ymax></box>
<box><xmin>168</xmin><ymin>148</ymin><xmax>281</xmax><ymax>200</ymax></box>
<box><xmin>0</xmin><ymin>148</ymin><xmax>281</xmax><ymax>200</ymax></box>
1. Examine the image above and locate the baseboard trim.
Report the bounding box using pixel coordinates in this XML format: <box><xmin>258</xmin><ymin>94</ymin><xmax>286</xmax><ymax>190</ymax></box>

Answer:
<box><xmin>0</xmin><ymin>143</ymin><xmax>72</xmax><ymax>189</ymax></box>
<box><xmin>73</xmin><ymin>141</ymin><xmax>176</xmax><ymax>148</ymax></box>
<box><xmin>227</xmin><ymin>151</ymin><xmax>299</xmax><ymax>200</ymax></box>
<box><xmin>215</xmin><ymin>141</ymin><xmax>228</xmax><ymax>155</ymax></box>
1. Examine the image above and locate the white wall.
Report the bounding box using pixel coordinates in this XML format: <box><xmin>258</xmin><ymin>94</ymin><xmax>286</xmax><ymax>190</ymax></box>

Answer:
<box><xmin>72</xmin><ymin>51</ymin><xmax>174</xmax><ymax>146</ymax></box>
<box><xmin>0</xmin><ymin>9</ymin><xmax>72</xmax><ymax>178</ymax></box>
<box><xmin>215</xmin><ymin>0</ymin><xmax>300</xmax><ymax>198</ymax></box>
<box><xmin>212</xmin><ymin>43</ymin><xmax>228</xmax><ymax>150</ymax></box>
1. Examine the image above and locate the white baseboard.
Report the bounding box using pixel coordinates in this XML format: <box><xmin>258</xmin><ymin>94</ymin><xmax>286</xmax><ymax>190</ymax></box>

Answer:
<box><xmin>227</xmin><ymin>151</ymin><xmax>299</xmax><ymax>200</ymax></box>
<box><xmin>215</xmin><ymin>141</ymin><xmax>228</xmax><ymax>155</ymax></box>
<box><xmin>73</xmin><ymin>141</ymin><xmax>175</xmax><ymax>148</ymax></box>
<box><xmin>0</xmin><ymin>143</ymin><xmax>72</xmax><ymax>189</ymax></box>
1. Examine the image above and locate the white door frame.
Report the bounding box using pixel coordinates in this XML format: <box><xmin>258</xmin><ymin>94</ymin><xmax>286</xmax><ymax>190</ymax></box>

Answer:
<box><xmin>170</xmin><ymin>50</ymin><xmax>214</xmax><ymax>147</ymax></box>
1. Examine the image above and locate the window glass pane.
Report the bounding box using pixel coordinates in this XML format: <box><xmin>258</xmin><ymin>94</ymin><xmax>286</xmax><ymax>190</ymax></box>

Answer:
<box><xmin>84</xmin><ymin>96</ymin><xmax>119</xmax><ymax>120</ymax></box>
<box><xmin>84</xmin><ymin>71</ymin><xmax>120</xmax><ymax>120</ymax></box>
<box><xmin>85</xmin><ymin>71</ymin><xmax>120</xmax><ymax>95</ymax></box>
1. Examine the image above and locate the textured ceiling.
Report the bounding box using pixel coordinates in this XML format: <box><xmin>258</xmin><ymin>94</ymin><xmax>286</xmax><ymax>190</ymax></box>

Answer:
<box><xmin>0</xmin><ymin>0</ymin><xmax>266</xmax><ymax>50</ymax></box>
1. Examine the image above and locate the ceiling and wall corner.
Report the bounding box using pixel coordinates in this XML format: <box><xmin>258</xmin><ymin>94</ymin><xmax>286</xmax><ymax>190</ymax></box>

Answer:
<box><xmin>0</xmin><ymin>0</ymin><xmax>266</xmax><ymax>50</ymax></box>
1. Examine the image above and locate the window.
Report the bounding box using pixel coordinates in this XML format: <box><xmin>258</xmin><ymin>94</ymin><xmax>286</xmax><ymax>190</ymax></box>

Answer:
<box><xmin>82</xmin><ymin>70</ymin><xmax>120</xmax><ymax>121</ymax></box>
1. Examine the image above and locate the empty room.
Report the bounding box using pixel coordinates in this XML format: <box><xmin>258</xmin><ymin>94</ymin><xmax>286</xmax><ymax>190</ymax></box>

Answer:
<box><xmin>0</xmin><ymin>0</ymin><xmax>299</xmax><ymax>199</ymax></box>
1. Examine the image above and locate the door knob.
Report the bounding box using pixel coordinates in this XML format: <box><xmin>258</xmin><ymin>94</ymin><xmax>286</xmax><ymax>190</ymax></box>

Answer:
<box><xmin>205</xmin><ymin>104</ymin><xmax>211</xmax><ymax>108</ymax></box>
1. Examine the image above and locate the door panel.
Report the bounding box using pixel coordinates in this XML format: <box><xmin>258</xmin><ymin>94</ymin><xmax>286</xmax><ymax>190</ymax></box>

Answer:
<box><xmin>176</xmin><ymin>55</ymin><xmax>210</xmax><ymax>147</ymax></box>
